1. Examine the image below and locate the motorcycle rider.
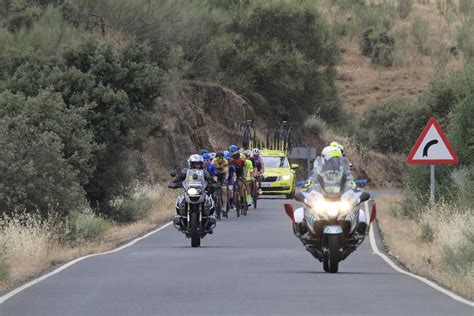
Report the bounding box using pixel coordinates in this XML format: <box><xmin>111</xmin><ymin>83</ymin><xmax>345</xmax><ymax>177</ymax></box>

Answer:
<box><xmin>310</xmin><ymin>146</ymin><xmax>367</xmax><ymax>234</ymax></box>
<box><xmin>169</xmin><ymin>154</ymin><xmax>217</xmax><ymax>232</ymax></box>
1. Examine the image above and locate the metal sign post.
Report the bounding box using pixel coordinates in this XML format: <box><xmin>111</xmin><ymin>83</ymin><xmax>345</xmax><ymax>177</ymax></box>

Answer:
<box><xmin>430</xmin><ymin>164</ymin><xmax>435</xmax><ymax>205</ymax></box>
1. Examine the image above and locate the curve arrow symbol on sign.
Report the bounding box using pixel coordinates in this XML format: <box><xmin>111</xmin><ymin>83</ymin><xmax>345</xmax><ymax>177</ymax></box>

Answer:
<box><xmin>422</xmin><ymin>139</ymin><xmax>438</xmax><ymax>157</ymax></box>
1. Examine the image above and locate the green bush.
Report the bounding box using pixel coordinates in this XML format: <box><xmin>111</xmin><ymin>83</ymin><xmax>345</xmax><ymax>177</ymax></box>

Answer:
<box><xmin>219</xmin><ymin>1</ymin><xmax>342</xmax><ymax>123</ymax></box>
<box><xmin>360</xmin><ymin>100</ymin><xmax>428</xmax><ymax>153</ymax></box>
<box><xmin>304</xmin><ymin>117</ymin><xmax>327</xmax><ymax>137</ymax></box>
<box><xmin>0</xmin><ymin>90</ymin><xmax>91</xmax><ymax>217</ymax></box>
<box><xmin>411</xmin><ymin>15</ymin><xmax>429</xmax><ymax>57</ymax></box>
<box><xmin>442</xmin><ymin>229</ymin><xmax>474</xmax><ymax>276</ymax></box>
<box><xmin>456</xmin><ymin>18</ymin><xmax>474</xmax><ymax>64</ymax></box>
<box><xmin>449</xmin><ymin>92</ymin><xmax>474</xmax><ymax>166</ymax></box>
<box><xmin>66</xmin><ymin>208</ymin><xmax>109</xmax><ymax>242</ymax></box>
<box><xmin>420</xmin><ymin>222</ymin><xmax>434</xmax><ymax>243</ymax></box>
<box><xmin>113</xmin><ymin>195</ymin><xmax>154</xmax><ymax>223</ymax></box>
<box><xmin>397</xmin><ymin>0</ymin><xmax>414</xmax><ymax>20</ymax></box>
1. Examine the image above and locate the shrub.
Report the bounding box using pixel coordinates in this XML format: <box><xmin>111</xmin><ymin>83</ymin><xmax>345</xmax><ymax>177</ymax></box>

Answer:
<box><xmin>411</xmin><ymin>15</ymin><xmax>429</xmax><ymax>57</ymax></box>
<box><xmin>456</xmin><ymin>18</ymin><xmax>474</xmax><ymax>64</ymax></box>
<box><xmin>441</xmin><ymin>225</ymin><xmax>474</xmax><ymax>277</ymax></box>
<box><xmin>304</xmin><ymin>117</ymin><xmax>327</xmax><ymax>137</ymax></box>
<box><xmin>449</xmin><ymin>92</ymin><xmax>474</xmax><ymax>166</ymax></box>
<box><xmin>360</xmin><ymin>100</ymin><xmax>429</xmax><ymax>153</ymax></box>
<box><xmin>66</xmin><ymin>208</ymin><xmax>109</xmax><ymax>242</ymax></box>
<box><xmin>420</xmin><ymin>222</ymin><xmax>434</xmax><ymax>243</ymax></box>
<box><xmin>397</xmin><ymin>0</ymin><xmax>414</xmax><ymax>20</ymax></box>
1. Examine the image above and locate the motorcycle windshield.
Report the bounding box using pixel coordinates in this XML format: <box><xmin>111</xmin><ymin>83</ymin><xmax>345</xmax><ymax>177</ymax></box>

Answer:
<box><xmin>183</xmin><ymin>169</ymin><xmax>206</xmax><ymax>190</ymax></box>
<box><xmin>315</xmin><ymin>158</ymin><xmax>345</xmax><ymax>198</ymax></box>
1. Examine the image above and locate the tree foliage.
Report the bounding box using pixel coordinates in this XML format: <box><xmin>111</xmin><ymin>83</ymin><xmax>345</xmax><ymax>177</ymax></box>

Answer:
<box><xmin>219</xmin><ymin>2</ymin><xmax>342</xmax><ymax>123</ymax></box>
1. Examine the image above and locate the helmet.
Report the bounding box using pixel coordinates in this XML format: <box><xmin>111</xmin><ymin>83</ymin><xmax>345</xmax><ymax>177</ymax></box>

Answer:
<box><xmin>188</xmin><ymin>154</ymin><xmax>204</xmax><ymax>168</ymax></box>
<box><xmin>215</xmin><ymin>151</ymin><xmax>224</xmax><ymax>158</ymax></box>
<box><xmin>200</xmin><ymin>149</ymin><xmax>209</xmax><ymax>156</ymax></box>
<box><xmin>202</xmin><ymin>153</ymin><xmax>211</xmax><ymax>161</ymax></box>
<box><xmin>229</xmin><ymin>145</ymin><xmax>238</xmax><ymax>153</ymax></box>
<box><xmin>210</xmin><ymin>152</ymin><xmax>216</xmax><ymax>160</ymax></box>
<box><xmin>243</xmin><ymin>149</ymin><xmax>251</xmax><ymax>157</ymax></box>
<box><xmin>252</xmin><ymin>148</ymin><xmax>260</xmax><ymax>156</ymax></box>
<box><xmin>321</xmin><ymin>146</ymin><xmax>341</xmax><ymax>160</ymax></box>
<box><xmin>224</xmin><ymin>151</ymin><xmax>231</xmax><ymax>160</ymax></box>
<box><xmin>330</xmin><ymin>141</ymin><xmax>344</xmax><ymax>153</ymax></box>
<box><xmin>231</xmin><ymin>151</ymin><xmax>240</xmax><ymax>159</ymax></box>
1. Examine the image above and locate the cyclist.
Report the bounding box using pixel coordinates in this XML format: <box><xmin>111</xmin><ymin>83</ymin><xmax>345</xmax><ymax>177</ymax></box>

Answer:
<box><xmin>230</xmin><ymin>151</ymin><xmax>248</xmax><ymax>209</ymax></box>
<box><xmin>224</xmin><ymin>151</ymin><xmax>236</xmax><ymax>210</ymax></box>
<box><xmin>250</xmin><ymin>148</ymin><xmax>265</xmax><ymax>195</ymax></box>
<box><xmin>202</xmin><ymin>152</ymin><xmax>217</xmax><ymax>180</ymax></box>
<box><xmin>212</xmin><ymin>151</ymin><xmax>229</xmax><ymax>213</ymax></box>
<box><xmin>242</xmin><ymin>150</ymin><xmax>254</xmax><ymax>206</ymax></box>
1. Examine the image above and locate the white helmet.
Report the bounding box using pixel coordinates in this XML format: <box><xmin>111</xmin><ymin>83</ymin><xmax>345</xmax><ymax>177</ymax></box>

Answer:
<box><xmin>188</xmin><ymin>154</ymin><xmax>204</xmax><ymax>168</ymax></box>
<box><xmin>252</xmin><ymin>148</ymin><xmax>260</xmax><ymax>155</ymax></box>
<box><xmin>321</xmin><ymin>146</ymin><xmax>342</xmax><ymax>160</ymax></box>
<box><xmin>210</xmin><ymin>152</ymin><xmax>216</xmax><ymax>160</ymax></box>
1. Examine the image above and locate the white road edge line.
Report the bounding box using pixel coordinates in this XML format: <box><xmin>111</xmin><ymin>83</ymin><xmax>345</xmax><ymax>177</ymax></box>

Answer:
<box><xmin>0</xmin><ymin>221</ymin><xmax>173</xmax><ymax>305</ymax></box>
<box><xmin>367</xmin><ymin>202</ymin><xmax>473</xmax><ymax>307</ymax></box>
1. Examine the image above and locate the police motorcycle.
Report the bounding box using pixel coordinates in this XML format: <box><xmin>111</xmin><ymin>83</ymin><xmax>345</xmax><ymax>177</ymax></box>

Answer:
<box><xmin>169</xmin><ymin>169</ymin><xmax>218</xmax><ymax>247</ymax></box>
<box><xmin>284</xmin><ymin>158</ymin><xmax>374</xmax><ymax>273</ymax></box>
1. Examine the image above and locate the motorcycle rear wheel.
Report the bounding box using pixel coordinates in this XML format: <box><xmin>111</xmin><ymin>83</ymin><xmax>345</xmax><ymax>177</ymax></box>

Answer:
<box><xmin>190</xmin><ymin>212</ymin><xmax>200</xmax><ymax>248</ymax></box>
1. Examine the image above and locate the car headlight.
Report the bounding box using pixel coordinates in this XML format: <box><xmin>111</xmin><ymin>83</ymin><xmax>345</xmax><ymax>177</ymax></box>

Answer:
<box><xmin>282</xmin><ymin>175</ymin><xmax>291</xmax><ymax>180</ymax></box>
<box><xmin>187</xmin><ymin>188</ymin><xmax>200</xmax><ymax>196</ymax></box>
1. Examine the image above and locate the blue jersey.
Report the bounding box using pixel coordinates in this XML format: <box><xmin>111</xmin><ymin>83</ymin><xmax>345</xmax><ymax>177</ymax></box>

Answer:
<box><xmin>207</xmin><ymin>162</ymin><xmax>217</xmax><ymax>177</ymax></box>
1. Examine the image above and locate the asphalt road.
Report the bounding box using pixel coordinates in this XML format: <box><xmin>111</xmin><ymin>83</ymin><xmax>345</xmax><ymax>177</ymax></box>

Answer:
<box><xmin>1</xmin><ymin>196</ymin><xmax>472</xmax><ymax>316</ymax></box>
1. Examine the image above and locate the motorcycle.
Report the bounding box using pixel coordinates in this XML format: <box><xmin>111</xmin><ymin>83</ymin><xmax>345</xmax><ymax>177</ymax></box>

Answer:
<box><xmin>283</xmin><ymin>158</ymin><xmax>376</xmax><ymax>273</ymax></box>
<box><xmin>169</xmin><ymin>169</ymin><xmax>218</xmax><ymax>247</ymax></box>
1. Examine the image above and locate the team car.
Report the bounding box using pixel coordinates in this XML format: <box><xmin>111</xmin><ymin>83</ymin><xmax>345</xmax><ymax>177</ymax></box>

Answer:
<box><xmin>259</xmin><ymin>150</ymin><xmax>298</xmax><ymax>199</ymax></box>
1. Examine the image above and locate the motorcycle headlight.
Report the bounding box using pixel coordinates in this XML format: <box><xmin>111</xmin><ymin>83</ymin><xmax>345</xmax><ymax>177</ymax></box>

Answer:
<box><xmin>281</xmin><ymin>175</ymin><xmax>291</xmax><ymax>180</ymax></box>
<box><xmin>338</xmin><ymin>200</ymin><xmax>352</xmax><ymax>216</ymax></box>
<box><xmin>187</xmin><ymin>188</ymin><xmax>200</xmax><ymax>196</ymax></box>
<box><xmin>326</xmin><ymin>202</ymin><xmax>339</xmax><ymax>218</ymax></box>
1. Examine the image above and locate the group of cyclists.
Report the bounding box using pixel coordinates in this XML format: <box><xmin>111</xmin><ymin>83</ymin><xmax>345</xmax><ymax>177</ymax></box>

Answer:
<box><xmin>185</xmin><ymin>144</ymin><xmax>265</xmax><ymax>219</ymax></box>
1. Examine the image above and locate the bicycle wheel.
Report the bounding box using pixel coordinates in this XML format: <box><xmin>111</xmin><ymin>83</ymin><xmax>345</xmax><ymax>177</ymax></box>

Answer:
<box><xmin>241</xmin><ymin>184</ymin><xmax>248</xmax><ymax>216</ymax></box>
<box><xmin>234</xmin><ymin>183</ymin><xmax>241</xmax><ymax>218</ymax></box>
<box><xmin>252</xmin><ymin>179</ymin><xmax>258</xmax><ymax>209</ymax></box>
<box><xmin>215</xmin><ymin>189</ymin><xmax>221</xmax><ymax>221</ymax></box>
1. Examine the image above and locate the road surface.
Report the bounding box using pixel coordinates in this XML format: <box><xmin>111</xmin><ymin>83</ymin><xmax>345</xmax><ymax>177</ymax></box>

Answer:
<box><xmin>1</xmin><ymin>196</ymin><xmax>472</xmax><ymax>315</ymax></box>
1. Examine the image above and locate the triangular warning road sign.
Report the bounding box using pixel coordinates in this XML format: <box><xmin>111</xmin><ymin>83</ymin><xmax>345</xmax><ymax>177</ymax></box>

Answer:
<box><xmin>407</xmin><ymin>118</ymin><xmax>459</xmax><ymax>164</ymax></box>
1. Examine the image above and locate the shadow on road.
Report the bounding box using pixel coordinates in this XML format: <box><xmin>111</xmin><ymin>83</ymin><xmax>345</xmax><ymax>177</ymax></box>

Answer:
<box><xmin>271</xmin><ymin>270</ymin><xmax>399</xmax><ymax>275</ymax></box>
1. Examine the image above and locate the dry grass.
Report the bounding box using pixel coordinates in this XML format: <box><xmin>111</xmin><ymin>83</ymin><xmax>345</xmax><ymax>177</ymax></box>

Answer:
<box><xmin>377</xmin><ymin>195</ymin><xmax>474</xmax><ymax>299</ymax></box>
<box><xmin>332</xmin><ymin>2</ymin><xmax>463</xmax><ymax>114</ymax></box>
<box><xmin>0</xmin><ymin>185</ymin><xmax>177</xmax><ymax>293</ymax></box>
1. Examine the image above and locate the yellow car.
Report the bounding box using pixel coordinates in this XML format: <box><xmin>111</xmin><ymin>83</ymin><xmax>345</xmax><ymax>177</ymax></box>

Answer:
<box><xmin>259</xmin><ymin>150</ymin><xmax>298</xmax><ymax>199</ymax></box>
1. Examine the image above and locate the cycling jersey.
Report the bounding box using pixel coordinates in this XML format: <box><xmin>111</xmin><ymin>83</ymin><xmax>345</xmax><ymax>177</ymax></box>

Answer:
<box><xmin>231</xmin><ymin>157</ymin><xmax>246</xmax><ymax>178</ymax></box>
<box><xmin>205</xmin><ymin>162</ymin><xmax>217</xmax><ymax>178</ymax></box>
<box><xmin>244</xmin><ymin>159</ymin><xmax>253</xmax><ymax>181</ymax></box>
<box><xmin>251</xmin><ymin>155</ymin><xmax>264</xmax><ymax>172</ymax></box>
<box><xmin>212</xmin><ymin>157</ymin><xmax>229</xmax><ymax>174</ymax></box>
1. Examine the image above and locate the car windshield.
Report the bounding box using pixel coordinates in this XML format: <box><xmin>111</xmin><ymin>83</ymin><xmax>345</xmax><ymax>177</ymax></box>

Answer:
<box><xmin>262</xmin><ymin>156</ymin><xmax>289</xmax><ymax>168</ymax></box>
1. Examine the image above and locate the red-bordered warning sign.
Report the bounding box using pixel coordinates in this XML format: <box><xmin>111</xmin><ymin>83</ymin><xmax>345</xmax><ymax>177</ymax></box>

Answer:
<box><xmin>407</xmin><ymin>118</ymin><xmax>459</xmax><ymax>164</ymax></box>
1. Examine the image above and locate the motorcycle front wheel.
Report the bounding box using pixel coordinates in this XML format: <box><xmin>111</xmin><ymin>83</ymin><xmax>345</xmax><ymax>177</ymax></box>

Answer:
<box><xmin>327</xmin><ymin>234</ymin><xmax>341</xmax><ymax>273</ymax></box>
<box><xmin>190</xmin><ymin>212</ymin><xmax>200</xmax><ymax>248</ymax></box>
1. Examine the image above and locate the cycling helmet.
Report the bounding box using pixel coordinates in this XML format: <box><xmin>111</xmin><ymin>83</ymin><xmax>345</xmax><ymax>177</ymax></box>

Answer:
<box><xmin>215</xmin><ymin>151</ymin><xmax>224</xmax><ymax>158</ymax></box>
<box><xmin>243</xmin><ymin>149</ymin><xmax>252</xmax><ymax>157</ymax></box>
<box><xmin>252</xmin><ymin>148</ymin><xmax>260</xmax><ymax>156</ymax></box>
<box><xmin>200</xmin><ymin>149</ymin><xmax>209</xmax><ymax>156</ymax></box>
<box><xmin>188</xmin><ymin>154</ymin><xmax>204</xmax><ymax>168</ymax></box>
<box><xmin>231</xmin><ymin>151</ymin><xmax>240</xmax><ymax>159</ymax></box>
<box><xmin>321</xmin><ymin>146</ymin><xmax>341</xmax><ymax>160</ymax></box>
<box><xmin>202</xmin><ymin>153</ymin><xmax>211</xmax><ymax>161</ymax></box>
<box><xmin>229</xmin><ymin>144</ymin><xmax>238</xmax><ymax>153</ymax></box>
<box><xmin>210</xmin><ymin>152</ymin><xmax>216</xmax><ymax>160</ymax></box>
<box><xmin>224</xmin><ymin>151</ymin><xmax>231</xmax><ymax>160</ymax></box>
